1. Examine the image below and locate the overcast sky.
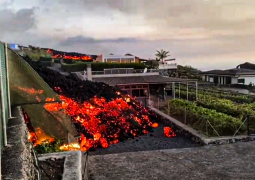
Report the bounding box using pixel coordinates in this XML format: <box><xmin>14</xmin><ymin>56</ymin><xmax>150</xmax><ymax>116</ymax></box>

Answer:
<box><xmin>0</xmin><ymin>0</ymin><xmax>255</xmax><ymax>70</ymax></box>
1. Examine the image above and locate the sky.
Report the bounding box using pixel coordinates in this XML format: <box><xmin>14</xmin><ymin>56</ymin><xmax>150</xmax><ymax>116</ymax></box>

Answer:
<box><xmin>0</xmin><ymin>0</ymin><xmax>255</xmax><ymax>70</ymax></box>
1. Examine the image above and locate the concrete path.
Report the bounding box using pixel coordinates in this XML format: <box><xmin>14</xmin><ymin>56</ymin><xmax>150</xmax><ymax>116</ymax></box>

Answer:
<box><xmin>89</xmin><ymin>141</ymin><xmax>255</xmax><ymax>180</ymax></box>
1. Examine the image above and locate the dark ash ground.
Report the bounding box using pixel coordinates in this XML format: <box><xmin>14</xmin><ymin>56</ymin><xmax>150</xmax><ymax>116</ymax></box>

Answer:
<box><xmin>89</xmin><ymin>123</ymin><xmax>199</xmax><ymax>155</ymax></box>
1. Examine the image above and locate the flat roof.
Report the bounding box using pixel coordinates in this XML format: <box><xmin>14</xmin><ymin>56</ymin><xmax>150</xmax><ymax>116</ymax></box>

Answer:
<box><xmin>93</xmin><ymin>75</ymin><xmax>196</xmax><ymax>86</ymax></box>
<box><xmin>200</xmin><ymin>68</ymin><xmax>255</xmax><ymax>76</ymax></box>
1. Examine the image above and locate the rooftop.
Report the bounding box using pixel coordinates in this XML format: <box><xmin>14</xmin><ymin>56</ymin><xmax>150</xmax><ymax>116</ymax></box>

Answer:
<box><xmin>200</xmin><ymin>68</ymin><xmax>255</xmax><ymax>75</ymax></box>
<box><xmin>93</xmin><ymin>75</ymin><xmax>195</xmax><ymax>86</ymax></box>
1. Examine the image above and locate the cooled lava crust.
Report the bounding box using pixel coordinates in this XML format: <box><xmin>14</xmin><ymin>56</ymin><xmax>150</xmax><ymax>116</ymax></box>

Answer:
<box><xmin>33</xmin><ymin>66</ymin><xmax>198</xmax><ymax>153</ymax></box>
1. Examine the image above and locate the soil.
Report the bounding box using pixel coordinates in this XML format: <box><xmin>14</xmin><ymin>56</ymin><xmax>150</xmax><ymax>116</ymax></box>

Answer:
<box><xmin>40</xmin><ymin>158</ymin><xmax>65</xmax><ymax>180</ymax></box>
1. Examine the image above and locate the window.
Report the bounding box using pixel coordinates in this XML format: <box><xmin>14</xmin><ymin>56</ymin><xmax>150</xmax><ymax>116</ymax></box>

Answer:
<box><xmin>139</xmin><ymin>89</ymin><xmax>146</xmax><ymax>97</ymax></box>
<box><xmin>238</xmin><ymin>78</ymin><xmax>245</xmax><ymax>84</ymax></box>
<box><xmin>132</xmin><ymin>89</ymin><xmax>140</xmax><ymax>97</ymax></box>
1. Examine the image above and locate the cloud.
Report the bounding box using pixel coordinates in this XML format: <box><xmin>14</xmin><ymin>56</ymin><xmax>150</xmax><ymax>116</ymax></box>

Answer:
<box><xmin>0</xmin><ymin>0</ymin><xmax>255</xmax><ymax>70</ymax></box>
<box><xmin>0</xmin><ymin>8</ymin><xmax>36</xmax><ymax>35</ymax></box>
<box><xmin>59</xmin><ymin>36</ymin><xmax>140</xmax><ymax>46</ymax></box>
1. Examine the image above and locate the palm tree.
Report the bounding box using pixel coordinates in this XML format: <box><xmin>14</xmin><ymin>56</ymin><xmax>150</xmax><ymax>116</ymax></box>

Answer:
<box><xmin>155</xmin><ymin>49</ymin><xmax>170</xmax><ymax>64</ymax></box>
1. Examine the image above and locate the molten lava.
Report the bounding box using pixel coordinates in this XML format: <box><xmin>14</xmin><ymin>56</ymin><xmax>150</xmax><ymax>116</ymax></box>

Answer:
<box><xmin>46</xmin><ymin>49</ymin><xmax>92</xmax><ymax>61</ymax></box>
<box><xmin>164</xmin><ymin>127</ymin><xmax>176</xmax><ymax>137</ymax></box>
<box><xmin>24</xmin><ymin>86</ymin><xmax>176</xmax><ymax>151</ymax></box>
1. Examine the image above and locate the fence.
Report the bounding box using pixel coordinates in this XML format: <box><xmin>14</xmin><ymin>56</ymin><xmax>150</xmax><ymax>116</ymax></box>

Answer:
<box><xmin>91</xmin><ymin>68</ymin><xmax>159</xmax><ymax>75</ymax></box>
<box><xmin>149</xmin><ymin>96</ymin><xmax>252</xmax><ymax>137</ymax></box>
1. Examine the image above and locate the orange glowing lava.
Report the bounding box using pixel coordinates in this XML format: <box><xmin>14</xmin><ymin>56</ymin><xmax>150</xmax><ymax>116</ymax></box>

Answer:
<box><xmin>164</xmin><ymin>127</ymin><xmax>176</xmax><ymax>137</ymax></box>
<box><xmin>47</xmin><ymin>49</ymin><xmax>92</xmax><ymax>61</ymax></box>
<box><xmin>25</xmin><ymin>86</ymin><xmax>176</xmax><ymax>151</ymax></box>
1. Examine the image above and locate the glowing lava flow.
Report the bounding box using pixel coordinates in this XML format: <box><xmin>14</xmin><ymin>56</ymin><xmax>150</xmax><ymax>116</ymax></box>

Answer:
<box><xmin>46</xmin><ymin>49</ymin><xmax>92</xmax><ymax>61</ymax></box>
<box><xmin>25</xmin><ymin>86</ymin><xmax>176</xmax><ymax>152</ymax></box>
<box><xmin>43</xmin><ymin>88</ymin><xmax>163</xmax><ymax>151</ymax></box>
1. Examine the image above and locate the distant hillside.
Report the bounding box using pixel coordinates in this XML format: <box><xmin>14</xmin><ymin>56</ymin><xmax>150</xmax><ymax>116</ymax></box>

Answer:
<box><xmin>168</xmin><ymin>65</ymin><xmax>202</xmax><ymax>80</ymax></box>
<box><xmin>13</xmin><ymin>44</ymin><xmax>97</xmax><ymax>61</ymax></box>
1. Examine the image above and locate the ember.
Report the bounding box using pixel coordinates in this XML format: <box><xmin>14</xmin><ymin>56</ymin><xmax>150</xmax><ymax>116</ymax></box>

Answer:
<box><xmin>164</xmin><ymin>127</ymin><xmax>176</xmax><ymax>137</ymax></box>
<box><xmin>27</xmin><ymin>67</ymin><xmax>176</xmax><ymax>151</ymax></box>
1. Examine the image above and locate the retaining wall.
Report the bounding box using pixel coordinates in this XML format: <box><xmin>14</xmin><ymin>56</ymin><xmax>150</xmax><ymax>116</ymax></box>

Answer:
<box><xmin>1</xmin><ymin>106</ymin><xmax>38</xmax><ymax>180</ymax></box>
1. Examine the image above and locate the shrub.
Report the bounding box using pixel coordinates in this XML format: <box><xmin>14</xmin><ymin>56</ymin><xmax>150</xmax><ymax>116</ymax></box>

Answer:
<box><xmin>39</xmin><ymin>57</ymin><xmax>52</xmax><ymax>62</ymax></box>
<box><xmin>63</xmin><ymin>59</ymin><xmax>75</xmax><ymax>64</ymax></box>
<box><xmin>54</xmin><ymin>59</ymin><xmax>60</xmax><ymax>63</ymax></box>
<box><xmin>61</xmin><ymin>62</ymin><xmax>146</xmax><ymax>72</ymax></box>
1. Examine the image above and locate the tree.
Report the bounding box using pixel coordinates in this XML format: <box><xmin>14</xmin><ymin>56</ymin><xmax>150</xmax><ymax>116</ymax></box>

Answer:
<box><xmin>145</xmin><ymin>60</ymin><xmax>159</xmax><ymax>69</ymax></box>
<box><xmin>155</xmin><ymin>49</ymin><xmax>170</xmax><ymax>63</ymax></box>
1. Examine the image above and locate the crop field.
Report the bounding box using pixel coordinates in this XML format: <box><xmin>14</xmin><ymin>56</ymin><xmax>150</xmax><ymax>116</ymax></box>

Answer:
<box><xmin>162</xmin><ymin>85</ymin><xmax>255</xmax><ymax>137</ymax></box>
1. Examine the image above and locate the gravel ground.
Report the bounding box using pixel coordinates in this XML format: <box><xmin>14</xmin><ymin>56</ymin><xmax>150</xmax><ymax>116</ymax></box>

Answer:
<box><xmin>40</xmin><ymin>158</ymin><xmax>65</xmax><ymax>180</ymax></box>
<box><xmin>89</xmin><ymin>122</ymin><xmax>199</xmax><ymax>155</ymax></box>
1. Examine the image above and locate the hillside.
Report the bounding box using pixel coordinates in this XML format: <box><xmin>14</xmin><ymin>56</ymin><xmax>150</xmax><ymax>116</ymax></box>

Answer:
<box><xmin>168</xmin><ymin>65</ymin><xmax>202</xmax><ymax>80</ymax></box>
<box><xmin>10</xmin><ymin>44</ymin><xmax>97</xmax><ymax>61</ymax></box>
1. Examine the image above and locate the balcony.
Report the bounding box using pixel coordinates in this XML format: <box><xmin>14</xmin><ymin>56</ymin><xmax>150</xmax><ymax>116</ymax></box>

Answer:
<box><xmin>91</xmin><ymin>68</ymin><xmax>159</xmax><ymax>77</ymax></box>
<box><xmin>78</xmin><ymin>68</ymin><xmax>160</xmax><ymax>79</ymax></box>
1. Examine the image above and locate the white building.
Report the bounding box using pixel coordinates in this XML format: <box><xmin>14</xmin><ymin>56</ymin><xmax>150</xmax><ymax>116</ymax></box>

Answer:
<box><xmin>159</xmin><ymin>58</ymin><xmax>177</xmax><ymax>70</ymax></box>
<box><xmin>96</xmin><ymin>54</ymin><xmax>138</xmax><ymax>63</ymax></box>
<box><xmin>200</xmin><ymin>68</ymin><xmax>255</xmax><ymax>85</ymax></box>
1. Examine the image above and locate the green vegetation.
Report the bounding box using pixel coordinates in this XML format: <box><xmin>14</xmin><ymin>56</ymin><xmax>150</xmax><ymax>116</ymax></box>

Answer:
<box><xmin>24</xmin><ymin>48</ymin><xmax>52</xmax><ymax>61</ymax></box>
<box><xmin>34</xmin><ymin>139</ymin><xmax>63</xmax><ymax>154</ymax></box>
<box><xmin>167</xmin><ymin>65</ymin><xmax>202</xmax><ymax>80</ymax></box>
<box><xmin>61</xmin><ymin>62</ymin><xmax>146</xmax><ymax>72</ymax></box>
<box><xmin>176</xmin><ymin>86</ymin><xmax>255</xmax><ymax>103</ymax></box>
<box><xmin>163</xmin><ymin>86</ymin><xmax>255</xmax><ymax>136</ymax></box>
<box><xmin>167</xmin><ymin>99</ymin><xmax>243</xmax><ymax>136</ymax></box>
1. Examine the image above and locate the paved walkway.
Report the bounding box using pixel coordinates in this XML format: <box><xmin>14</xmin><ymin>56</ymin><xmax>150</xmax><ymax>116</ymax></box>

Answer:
<box><xmin>89</xmin><ymin>141</ymin><xmax>255</xmax><ymax>180</ymax></box>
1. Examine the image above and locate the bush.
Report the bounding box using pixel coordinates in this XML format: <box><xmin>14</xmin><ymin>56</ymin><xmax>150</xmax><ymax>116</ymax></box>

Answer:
<box><xmin>61</xmin><ymin>62</ymin><xmax>146</xmax><ymax>72</ymax></box>
<box><xmin>63</xmin><ymin>59</ymin><xmax>75</xmax><ymax>64</ymax></box>
<box><xmin>61</xmin><ymin>63</ymin><xmax>87</xmax><ymax>72</ymax></box>
<box><xmin>39</xmin><ymin>57</ymin><xmax>52</xmax><ymax>62</ymax></box>
<box><xmin>54</xmin><ymin>59</ymin><xmax>60</xmax><ymax>63</ymax></box>
<box><xmin>39</xmin><ymin>61</ymin><xmax>53</xmax><ymax>67</ymax></box>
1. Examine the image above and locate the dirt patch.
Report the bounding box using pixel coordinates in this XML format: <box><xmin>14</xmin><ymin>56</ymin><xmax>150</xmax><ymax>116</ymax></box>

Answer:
<box><xmin>40</xmin><ymin>158</ymin><xmax>65</xmax><ymax>180</ymax></box>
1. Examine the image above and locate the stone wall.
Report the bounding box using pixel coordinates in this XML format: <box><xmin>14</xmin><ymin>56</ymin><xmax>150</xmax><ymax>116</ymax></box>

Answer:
<box><xmin>1</xmin><ymin>106</ymin><xmax>38</xmax><ymax>180</ymax></box>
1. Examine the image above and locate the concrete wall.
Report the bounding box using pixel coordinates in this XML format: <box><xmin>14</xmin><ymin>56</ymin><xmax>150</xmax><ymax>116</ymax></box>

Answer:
<box><xmin>2</xmin><ymin>106</ymin><xmax>38</xmax><ymax>180</ymax></box>
<box><xmin>231</xmin><ymin>77</ymin><xmax>238</xmax><ymax>84</ymax></box>
<box><xmin>238</xmin><ymin>75</ymin><xmax>255</xmax><ymax>85</ymax></box>
<box><xmin>96</xmin><ymin>55</ymin><xmax>103</xmax><ymax>62</ymax></box>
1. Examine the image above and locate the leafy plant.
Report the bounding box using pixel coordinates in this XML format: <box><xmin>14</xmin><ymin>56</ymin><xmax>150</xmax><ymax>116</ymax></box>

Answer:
<box><xmin>166</xmin><ymin>99</ymin><xmax>244</xmax><ymax>136</ymax></box>
<box><xmin>34</xmin><ymin>139</ymin><xmax>64</xmax><ymax>154</ymax></box>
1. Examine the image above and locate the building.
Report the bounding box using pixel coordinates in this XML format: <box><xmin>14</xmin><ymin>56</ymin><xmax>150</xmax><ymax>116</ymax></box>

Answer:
<box><xmin>74</xmin><ymin>66</ymin><xmax>197</xmax><ymax>106</ymax></box>
<box><xmin>96</xmin><ymin>54</ymin><xmax>139</xmax><ymax>63</ymax></box>
<box><xmin>200</xmin><ymin>68</ymin><xmax>255</xmax><ymax>85</ymax></box>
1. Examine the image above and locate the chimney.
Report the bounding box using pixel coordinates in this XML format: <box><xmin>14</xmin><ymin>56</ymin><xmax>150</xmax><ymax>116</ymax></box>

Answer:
<box><xmin>87</xmin><ymin>63</ymin><xmax>92</xmax><ymax>81</ymax></box>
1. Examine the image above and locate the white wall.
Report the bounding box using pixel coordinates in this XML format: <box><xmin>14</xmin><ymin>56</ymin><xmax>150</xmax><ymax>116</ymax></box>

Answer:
<box><xmin>231</xmin><ymin>77</ymin><xmax>238</xmax><ymax>84</ymax></box>
<box><xmin>238</xmin><ymin>75</ymin><xmax>255</xmax><ymax>85</ymax></box>
<box><xmin>209</xmin><ymin>77</ymin><xmax>213</xmax><ymax>83</ymax></box>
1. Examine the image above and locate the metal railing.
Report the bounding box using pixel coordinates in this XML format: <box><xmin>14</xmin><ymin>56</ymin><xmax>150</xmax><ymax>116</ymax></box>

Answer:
<box><xmin>91</xmin><ymin>68</ymin><xmax>159</xmax><ymax>75</ymax></box>
<box><xmin>0</xmin><ymin>42</ymin><xmax>11</xmax><ymax>180</ymax></box>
